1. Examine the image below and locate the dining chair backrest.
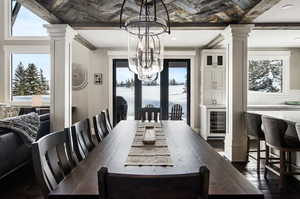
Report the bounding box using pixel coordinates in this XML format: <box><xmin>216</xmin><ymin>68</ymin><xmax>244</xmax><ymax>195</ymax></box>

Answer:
<box><xmin>262</xmin><ymin>115</ymin><xmax>288</xmax><ymax>149</ymax></box>
<box><xmin>65</xmin><ymin>127</ymin><xmax>79</xmax><ymax>167</ymax></box>
<box><xmin>139</xmin><ymin>107</ymin><xmax>161</xmax><ymax>122</ymax></box>
<box><xmin>105</xmin><ymin>108</ymin><xmax>113</xmax><ymax>129</ymax></box>
<box><xmin>98</xmin><ymin>166</ymin><xmax>209</xmax><ymax>199</ymax></box>
<box><xmin>93</xmin><ymin>114</ymin><xmax>105</xmax><ymax>143</ymax></box>
<box><xmin>74</xmin><ymin>118</ymin><xmax>95</xmax><ymax>151</ymax></box>
<box><xmin>170</xmin><ymin>104</ymin><xmax>183</xmax><ymax>120</ymax></box>
<box><xmin>245</xmin><ymin>112</ymin><xmax>265</xmax><ymax>139</ymax></box>
<box><xmin>100</xmin><ymin>111</ymin><xmax>110</xmax><ymax>137</ymax></box>
<box><xmin>32</xmin><ymin>130</ymin><xmax>72</xmax><ymax>198</ymax></box>
<box><xmin>103</xmin><ymin>111</ymin><xmax>112</xmax><ymax>134</ymax></box>
<box><xmin>69</xmin><ymin>119</ymin><xmax>94</xmax><ymax>162</ymax></box>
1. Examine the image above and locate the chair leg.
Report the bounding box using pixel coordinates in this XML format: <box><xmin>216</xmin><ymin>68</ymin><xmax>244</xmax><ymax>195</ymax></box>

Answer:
<box><xmin>257</xmin><ymin>140</ymin><xmax>260</xmax><ymax>173</ymax></box>
<box><xmin>264</xmin><ymin>145</ymin><xmax>269</xmax><ymax>179</ymax></box>
<box><xmin>279</xmin><ymin>151</ymin><xmax>286</xmax><ymax>191</ymax></box>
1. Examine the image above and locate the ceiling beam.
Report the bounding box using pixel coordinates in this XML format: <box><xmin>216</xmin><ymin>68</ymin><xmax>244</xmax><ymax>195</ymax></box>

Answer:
<box><xmin>16</xmin><ymin>0</ymin><xmax>62</xmax><ymax>23</ymax></box>
<box><xmin>72</xmin><ymin>22</ymin><xmax>228</xmax><ymax>30</ymax></box>
<box><xmin>241</xmin><ymin>0</ymin><xmax>282</xmax><ymax>23</ymax></box>
<box><xmin>204</xmin><ymin>34</ymin><xmax>224</xmax><ymax>49</ymax></box>
<box><xmin>253</xmin><ymin>23</ymin><xmax>300</xmax><ymax>30</ymax></box>
<box><xmin>11</xmin><ymin>2</ymin><xmax>22</xmax><ymax>26</ymax></box>
<box><xmin>16</xmin><ymin>0</ymin><xmax>97</xmax><ymax>51</ymax></box>
<box><xmin>74</xmin><ymin>35</ymin><xmax>97</xmax><ymax>51</ymax></box>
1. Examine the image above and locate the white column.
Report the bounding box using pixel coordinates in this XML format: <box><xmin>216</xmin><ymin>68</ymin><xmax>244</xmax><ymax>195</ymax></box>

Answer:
<box><xmin>223</xmin><ymin>24</ymin><xmax>253</xmax><ymax>162</ymax></box>
<box><xmin>44</xmin><ymin>24</ymin><xmax>77</xmax><ymax>131</ymax></box>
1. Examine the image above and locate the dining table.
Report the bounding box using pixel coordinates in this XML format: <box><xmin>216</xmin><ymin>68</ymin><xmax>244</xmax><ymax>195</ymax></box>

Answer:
<box><xmin>49</xmin><ymin>120</ymin><xmax>263</xmax><ymax>199</ymax></box>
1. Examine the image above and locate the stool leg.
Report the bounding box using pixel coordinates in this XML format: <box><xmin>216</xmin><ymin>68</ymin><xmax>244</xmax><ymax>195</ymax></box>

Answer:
<box><xmin>280</xmin><ymin>151</ymin><xmax>286</xmax><ymax>190</ymax></box>
<box><xmin>247</xmin><ymin>136</ymin><xmax>250</xmax><ymax>162</ymax></box>
<box><xmin>264</xmin><ymin>145</ymin><xmax>269</xmax><ymax>179</ymax></box>
<box><xmin>287</xmin><ymin>152</ymin><xmax>292</xmax><ymax>172</ymax></box>
<box><xmin>257</xmin><ymin>140</ymin><xmax>261</xmax><ymax>173</ymax></box>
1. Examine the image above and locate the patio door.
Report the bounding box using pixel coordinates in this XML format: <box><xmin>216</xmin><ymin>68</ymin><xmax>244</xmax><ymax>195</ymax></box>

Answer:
<box><xmin>113</xmin><ymin>59</ymin><xmax>190</xmax><ymax>125</ymax></box>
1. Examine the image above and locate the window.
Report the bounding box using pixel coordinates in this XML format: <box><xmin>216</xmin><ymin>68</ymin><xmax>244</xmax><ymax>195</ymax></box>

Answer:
<box><xmin>249</xmin><ymin>59</ymin><xmax>283</xmax><ymax>93</ymax></box>
<box><xmin>10</xmin><ymin>0</ymin><xmax>48</xmax><ymax>36</ymax></box>
<box><xmin>248</xmin><ymin>52</ymin><xmax>290</xmax><ymax>94</ymax></box>
<box><xmin>11</xmin><ymin>53</ymin><xmax>50</xmax><ymax>103</ymax></box>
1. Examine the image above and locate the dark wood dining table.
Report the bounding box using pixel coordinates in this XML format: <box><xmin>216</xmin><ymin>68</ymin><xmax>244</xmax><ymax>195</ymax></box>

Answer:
<box><xmin>49</xmin><ymin>121</ymin><xmax>263</xmax><ymax>199</ymax></box>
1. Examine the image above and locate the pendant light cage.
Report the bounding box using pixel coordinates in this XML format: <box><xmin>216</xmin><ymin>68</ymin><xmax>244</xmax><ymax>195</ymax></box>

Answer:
<box><xmin>120</xmin><ymin>0</ymin><xmax>171</xmax><ymax>81</ymax></box>
<box><xmin>128</xmin><ymin>33</ymin><xmax>164</xmax><ymax>76</ymax></box>
<box><xmin>120</xmin><ymin>0</ymin><xmax>171</xmax><ymax>37</ymax></box>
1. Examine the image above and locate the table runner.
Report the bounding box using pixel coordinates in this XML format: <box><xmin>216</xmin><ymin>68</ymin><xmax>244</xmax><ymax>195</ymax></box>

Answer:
<box><xmin>125</xmin><ymin>123</ymin><xmax>173</xmax><ymax>166</ymax></box>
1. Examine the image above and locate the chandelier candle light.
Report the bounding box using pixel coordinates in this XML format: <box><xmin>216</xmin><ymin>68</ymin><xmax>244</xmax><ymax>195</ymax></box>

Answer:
<box><xmin>120</xmin><ymin>0</ymin><xmax>171</xmax><ymax>81</ymax></box>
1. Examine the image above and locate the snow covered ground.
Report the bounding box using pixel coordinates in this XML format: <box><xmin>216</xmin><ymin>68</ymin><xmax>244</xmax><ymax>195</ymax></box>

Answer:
<box><xmin>117</xmin><ymin>85</ymin><xmax>187</xmax><ymax>120</ymax></box>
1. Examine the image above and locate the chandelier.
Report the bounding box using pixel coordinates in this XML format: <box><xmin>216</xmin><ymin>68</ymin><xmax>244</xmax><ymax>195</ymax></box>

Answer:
<box><xmin>120</xmin><ymin>0</ymin><xmax>171</xmax><ymax>81</ymax></box>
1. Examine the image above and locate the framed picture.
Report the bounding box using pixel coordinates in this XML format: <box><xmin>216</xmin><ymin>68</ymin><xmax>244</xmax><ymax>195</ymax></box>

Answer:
<box><xmin>94</xmin><ymin>73</ymin><xmax>103</xmax><ymax>85</ymax></box>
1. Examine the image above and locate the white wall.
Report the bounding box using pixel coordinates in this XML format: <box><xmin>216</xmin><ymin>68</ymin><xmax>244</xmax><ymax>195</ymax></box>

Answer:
<box><xmin>85</xmin><ymin>48</ymin><xmax>201</xmax><ymax>130</ymax></box>
<box><xmin>72</xmin><ymin>41</ymin><xmax>91</xmax><ymax>122</ymax></box>
<box><xmin>0</xmin><ymin>0</ymin><xmax>5</xmax><ymax>102</ymax></box>
<box><xmin>88</xmin><ymin>48</ymin><xmax>110</xmax><ymax>120</ymax></box>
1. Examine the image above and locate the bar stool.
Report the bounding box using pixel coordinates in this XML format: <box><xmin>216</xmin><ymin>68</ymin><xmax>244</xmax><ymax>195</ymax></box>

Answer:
<box><xmin>295</xmin><ymin>123</ymin><xmax>300</xmax><ymax>142</ymax></box>
<box><xmin>245</xmin><ymin>113</ymin><xmax>265</xmax><ymax>172</ymax></box>
<box><xmin>262</xmin><ymin>116</ymin><xmax>300</xmax><ymax>190</ymax></box>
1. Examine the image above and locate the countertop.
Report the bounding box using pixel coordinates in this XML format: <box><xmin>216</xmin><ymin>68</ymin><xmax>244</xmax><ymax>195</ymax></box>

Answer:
<box><xmin>200</xmin><ymin>104</ymin><xmax>300</xmax><ymax>110</ymax></box>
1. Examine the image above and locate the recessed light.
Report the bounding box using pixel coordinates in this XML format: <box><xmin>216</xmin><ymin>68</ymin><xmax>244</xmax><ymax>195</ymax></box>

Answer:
<box><xmin>281</xmin><ymin>4</ymin><xmax>295</xmax><ymax>10</ymax></box>
<box><xmin>170</xmin><ymin>37</ymin><xmax>177</xmax><ymax>41</ymax></box>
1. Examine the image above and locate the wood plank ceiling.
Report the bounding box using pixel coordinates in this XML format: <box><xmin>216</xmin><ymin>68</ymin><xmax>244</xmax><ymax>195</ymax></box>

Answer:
<box><xmin>33</xmin><ymin>0</ymin><xmax>262</xmax><ymax>25</ymax></box>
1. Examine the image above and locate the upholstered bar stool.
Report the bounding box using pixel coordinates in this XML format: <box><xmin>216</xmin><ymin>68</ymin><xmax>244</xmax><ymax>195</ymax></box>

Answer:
<box><xmin>296</xmin><ymin>123</ymin><xmax>300</xmax><ymax>143</ymax></box>
<box><xmin>245</xmin><ymin>112</ymin><xmax>265</xmax><ymax>172</ymax></box>
<box><xmin>262</xmin><ymin>116</ymin><xmax>300</xmax><ymax>190</ymax></box>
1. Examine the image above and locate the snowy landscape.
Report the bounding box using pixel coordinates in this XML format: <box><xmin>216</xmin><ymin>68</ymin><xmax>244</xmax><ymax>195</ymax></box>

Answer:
<box><xmin>117</xmin><ymin>84</ymin><xmax>187</xmax><ymax>120</ymax></box>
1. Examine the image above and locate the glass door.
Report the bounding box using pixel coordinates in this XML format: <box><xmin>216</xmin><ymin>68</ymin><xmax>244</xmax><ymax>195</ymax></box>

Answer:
<box><xmin>113</xmin><ymin>59</ymin><xmax>190</xmax><ymax>125</ymax></box>
<box><xmin>141</xmin><ymin>74</ymin><xmax>161</xmax><ymax>108</ymax></box>
<box><xmin>113</xmin><ymin>60</ymin><xmax>136</xmax><ymax>125</ymax></box>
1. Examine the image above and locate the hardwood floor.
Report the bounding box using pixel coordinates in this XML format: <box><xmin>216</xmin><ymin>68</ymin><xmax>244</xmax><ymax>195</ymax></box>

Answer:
<box><xmin>0</xmin><ymin>164</ymin><xmax>42</xmax><ymax>199</ymax></box>
<box><xmin>0</xmin><ymin>140</ymin><xmax>299</xmax><ymax>199</ymax></box>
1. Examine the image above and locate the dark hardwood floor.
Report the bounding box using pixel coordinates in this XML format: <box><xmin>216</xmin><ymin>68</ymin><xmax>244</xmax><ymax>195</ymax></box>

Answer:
<box><xmin>0</xmin><ymin>139</ymin><xmax>299</xmax><ymax>199</ymax></box>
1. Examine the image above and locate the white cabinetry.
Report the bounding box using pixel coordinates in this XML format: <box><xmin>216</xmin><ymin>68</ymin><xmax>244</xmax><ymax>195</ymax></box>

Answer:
<box><xmin>200</xmin><ymin>49</ymin><xmax>226</xmax><ymax>140</ymax></box>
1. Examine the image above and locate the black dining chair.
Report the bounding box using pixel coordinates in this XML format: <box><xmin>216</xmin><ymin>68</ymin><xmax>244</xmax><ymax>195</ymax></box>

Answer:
<box><xmin>139</xmin><ymin>107</ymin><xmax>161</xmax><ymax>122</ymax></box>
<box><xmin>71</xmin><ymin>119</ymin><xmax>95</xmax><ymax>161</ymax></box>
<box><xmin>100</xmin><ymin>111</ymin><xmax>110</xmax><ymax>137</ymax></box>
<box><xmin>245</xmin><ymin>112</ymin><xmax>265</xmax><ymax>172</ymax></box>
<box><xmin>102</xmin><ymin>110</ymin><xmax>112</xmax><ymax>134</ymax></box>
<box><xmin>93</xmin><ymin>114</ymin><xmax>105</xmax><ymax>143</ymax></box>
<box><xmin>98</xmin><ymin>166</ymin><xmax>210</xmax><ymax>199</ymax></box>
<box><xmin>262</xmin><ymin>115</ymin><xmax>300</xmax><ymax>190</ymax></box>
<box><xmin>32</xmin><ymin>130</ymin><xmax>73</xmax><ymax>198</ymax></box>
<box><xmin>105</xmin><ymin>108</ymin><xmax>113</xmax><ymax>129</ymax></box>
<box><xmin>170</xmin><ymin>104</ymin><xmax>183</xmax><ymax>120</ymax></box>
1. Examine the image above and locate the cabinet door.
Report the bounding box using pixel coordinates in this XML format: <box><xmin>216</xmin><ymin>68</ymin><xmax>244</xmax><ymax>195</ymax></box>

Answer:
<box><xmin>214</xmin><ymin>54</ymin><xmax>225</xmax><ymax>67</ymax></box>
<box><xmin>203</xmin><ymin>70</ymin><xmax>215</xmax><ymax>89</ymax></box>
<box><xmin>215</xmin><ymin>70</ymin><xmax>225</xmax><ymax>89</ymax></box>
<box><xmin>205</xmin><ymin>55</ymin><xmax>213</xmax><ymax>67</ymax></box>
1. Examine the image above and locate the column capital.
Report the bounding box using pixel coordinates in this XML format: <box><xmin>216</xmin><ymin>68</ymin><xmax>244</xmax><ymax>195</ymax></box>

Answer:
<box><xmin>44</xmin><ymin>24</ymin><xmax>77</xmax><ymax>41</ymax></box>
<box><xmin>223</xmin><ymin>24</ymin><xmax>254</xmax><ymax>40</ymax></box>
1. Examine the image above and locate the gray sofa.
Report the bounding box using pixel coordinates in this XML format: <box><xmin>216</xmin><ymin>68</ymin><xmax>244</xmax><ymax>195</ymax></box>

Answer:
<box><xmin>0</xmin><ymin>113</ymin><xmax>50</xmax><ymax>180</ymax></box>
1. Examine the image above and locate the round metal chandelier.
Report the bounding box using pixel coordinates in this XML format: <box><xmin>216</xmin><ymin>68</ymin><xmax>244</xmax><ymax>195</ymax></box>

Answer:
<box><xmin>120</xmin><ymin>0</ymin><xmax>171</xmax><ymax>81</ymax></box>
